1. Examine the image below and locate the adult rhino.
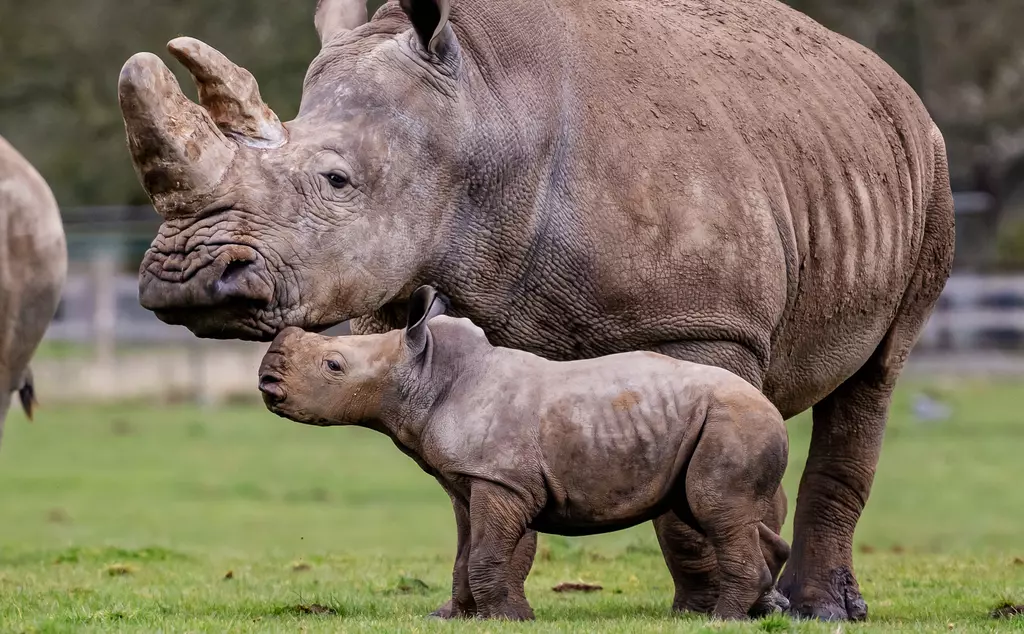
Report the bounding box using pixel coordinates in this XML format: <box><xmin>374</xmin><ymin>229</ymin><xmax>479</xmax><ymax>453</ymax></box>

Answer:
<box><xmin>118</xmin><ymin>0</ymin><xmax>955</xmax><ymax>621</ymax></box>
<box><xmin>0</xmin><ymin>135</ymin><xmax>68</xmax><ymax>443</ymax></box>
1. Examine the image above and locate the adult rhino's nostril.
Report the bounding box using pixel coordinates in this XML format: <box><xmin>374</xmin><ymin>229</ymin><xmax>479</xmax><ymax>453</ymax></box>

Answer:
<box><xmin>259</xmin><ymin>373</ymin><xmax>286</xmax><ymax>404</ymax></box>
<box><xmin>221</xmin><ymin>259</ymin><xmax>252</xmax><ymax>283</ymax></box>
<box><xmin>215</xmin><ymin>257</ymin><xmax>265</xmax><ymax>302</ymax></box>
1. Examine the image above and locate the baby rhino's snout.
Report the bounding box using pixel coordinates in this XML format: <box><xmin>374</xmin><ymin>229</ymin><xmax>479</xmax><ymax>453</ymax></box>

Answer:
<box><xmin>259</xmin><ymin>326</ymin><xmax>305</xmax><ymax>406</ymax></box>
<box><xmin>258</xmin><ymin>371</ymin><xmax>286</xmax><ymax>405</ymax></box>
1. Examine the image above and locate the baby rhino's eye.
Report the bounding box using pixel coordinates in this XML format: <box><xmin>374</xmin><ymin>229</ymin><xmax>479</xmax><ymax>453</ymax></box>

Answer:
<box><xmin>326</xmin><ymin>359</ymin><xmax>342</xmax><ymax>373</ymax></box>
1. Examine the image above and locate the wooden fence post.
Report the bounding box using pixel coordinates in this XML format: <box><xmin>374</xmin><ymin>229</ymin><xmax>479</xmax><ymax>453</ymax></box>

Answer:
<box><xmin>91</xmin><ymin>250</ymin><xmax>117</xmax><ymax>367</ymax></box>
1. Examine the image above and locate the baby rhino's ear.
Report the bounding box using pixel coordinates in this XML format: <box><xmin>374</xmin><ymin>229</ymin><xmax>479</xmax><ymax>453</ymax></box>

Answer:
<box><xmin>405</xmin><ymin>285</ymin><xmax>447</xmax><ymax>354</ymax></box>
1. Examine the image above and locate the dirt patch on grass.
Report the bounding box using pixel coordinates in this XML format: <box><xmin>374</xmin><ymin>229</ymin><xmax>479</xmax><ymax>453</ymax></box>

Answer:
<box><xmin>552</xmin><ymin>582</ymin><xmax>603</xmax><ymax>593</ymax></box>
<box><xmin>990</xmin><ymin>602</ymin><xmax>1024</xmax><ymax>619</ymax></box>
<box><xmin>391</xmin><ymin>576</ymin><xmax>429</xmax><ymax>594</ymax></box>
<box><xmin>294</xmin><ymin>603</ymin><xmax>336</xmax><ymax>616</ymax></box>
<box><xmin>110</xmin><ymin>418</ymin><xmax>134</xmax><ymax>436</ymax></box>
<box><xmin>105</xmin><ymin>563</ymin><xmax>135</xmax><ymax>576</ymax></box>
<box><xmin>46</xmin><ymin>508</ymin><xmax>71</xmax><ymax>524</ymax></box>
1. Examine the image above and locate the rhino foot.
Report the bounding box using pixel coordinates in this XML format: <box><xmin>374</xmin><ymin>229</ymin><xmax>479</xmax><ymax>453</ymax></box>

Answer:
<box><xmin>428</xmin><ymin>599</ymin><xmax>454</xmax><ymax>619</ymax></box>
<box><xmin>748</xmin><ymin>587</ymin><xmax>790</xmax><ymax>618</ymax></box>
<box><xmin>671</xmin><ymin>591</ymin><xmax>718</xmax><ymax>616</ymax></box>
<box><xmin>782</xmin><ymin>566</ymin><xmax>867</xmax><ymax>621</ymax></box>
<box><xmin>428</xmin><ymin>598</ymin><xmax>478</xmax><ymax>620</ymax></box>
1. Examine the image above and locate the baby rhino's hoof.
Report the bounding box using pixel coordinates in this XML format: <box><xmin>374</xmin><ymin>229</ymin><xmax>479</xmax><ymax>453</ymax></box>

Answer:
<box><xmin>749</xmin><ymin>588</ymin><xmax>790</xmax><ymax>618</ymax></box>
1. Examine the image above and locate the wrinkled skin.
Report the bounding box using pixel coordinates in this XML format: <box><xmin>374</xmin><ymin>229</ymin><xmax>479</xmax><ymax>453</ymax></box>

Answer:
<box><xmin>259</xmin><ymin>286</ymin><xmax>792</xmax><ymax>620</ymax></box>
<box><xmin>120</xmin><ymin>0</ymin><xmax>955</xmax><ymax>620</ymax></box>
<box><xmin>0</xmin><ymin>135</ymin><xmax>68</xmax><ymax>445</ymax></box>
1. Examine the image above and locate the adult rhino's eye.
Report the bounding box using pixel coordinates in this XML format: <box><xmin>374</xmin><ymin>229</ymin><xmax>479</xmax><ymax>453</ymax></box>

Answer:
<box><xmin>323</xmin><ymin>172</ymin><xmax>349</xmax><ymax>189</ymax></box>
<box><xmin>326</xmin><ymin>359</ymin><xmax>342</xmax><ymax>373</ymax></box>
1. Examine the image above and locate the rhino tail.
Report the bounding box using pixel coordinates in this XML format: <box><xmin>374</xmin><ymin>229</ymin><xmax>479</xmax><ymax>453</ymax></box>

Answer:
<box><xmin>18</xmin><ymin>367</ymin><xmax>37</xmax><ymax>421</ymax></box>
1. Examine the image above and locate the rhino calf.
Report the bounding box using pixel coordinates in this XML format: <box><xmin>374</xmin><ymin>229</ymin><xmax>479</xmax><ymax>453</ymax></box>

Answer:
<box><xmin>258</xmin><ymin>286</ymin><xmax>790</xmax><ymax>620</ymax></box>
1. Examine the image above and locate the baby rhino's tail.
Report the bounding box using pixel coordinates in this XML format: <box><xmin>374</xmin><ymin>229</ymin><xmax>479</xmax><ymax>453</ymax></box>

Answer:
<box><xmin>749</xmin><ymin>521</ymin><xmax>792</xmax><ymax>616</ymax></box>
<box><xmin>18</xmin><ymin>367</ymin><xmax>37</xmax><ymax>420</ymax></box>
<box><xmin>0</xmin><ymin>367</ymin><xmax>37</xmax><ymax>450</ymax></box>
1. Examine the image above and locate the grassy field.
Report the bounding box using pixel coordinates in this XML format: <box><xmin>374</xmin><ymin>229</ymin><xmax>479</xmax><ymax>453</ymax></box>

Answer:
<box><xmin>0</xmin><ymin>380</ymin><xmax>1022</xmax><ymax>633</ymax></box>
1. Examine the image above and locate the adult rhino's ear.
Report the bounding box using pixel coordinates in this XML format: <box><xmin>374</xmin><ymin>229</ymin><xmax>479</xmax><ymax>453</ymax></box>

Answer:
<box><xmin>405</xmin><ymin>285</ymin><xmax>448</xmax><ymax>354</ymax></box>
<box><xmin>399</xmin><ymin>0</ymin><xmax>455</xmax><ymax>57</ymax></box>
<box><xmin>315</xmin><ymin>0</ymin><xmax>368</xmax><ymax>46</ymax></box>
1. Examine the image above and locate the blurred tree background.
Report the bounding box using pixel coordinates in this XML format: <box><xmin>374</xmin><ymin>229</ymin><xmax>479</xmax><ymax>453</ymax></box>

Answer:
<box><xmin>2</xmin><ymin>0</ymin><xmax>1024</xmax><ymax>223</ymax></box>
<box><xmin>0</xmin><ymin>0</ymin><xmax>383</xmax><ymax>205</ymax></box>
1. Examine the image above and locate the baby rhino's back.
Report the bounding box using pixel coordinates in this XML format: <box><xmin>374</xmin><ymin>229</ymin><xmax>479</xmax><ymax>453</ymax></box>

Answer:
<box><xmin>531</xmin><ymin>351</ymin><xmax>760</xmax><ymax>533</ymax></box>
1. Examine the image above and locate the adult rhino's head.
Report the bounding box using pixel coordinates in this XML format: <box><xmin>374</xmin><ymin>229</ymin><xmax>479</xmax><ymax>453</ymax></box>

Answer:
<box><xmin>121</xmin><ymin>0</ymin><xmax>465</xmax><ymax>340</ymax></box>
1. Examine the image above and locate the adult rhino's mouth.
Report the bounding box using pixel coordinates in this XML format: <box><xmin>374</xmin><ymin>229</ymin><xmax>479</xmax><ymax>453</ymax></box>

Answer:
<box><xmin>138</xmin><ymin>243</ymin><xmax>280</xmax><ymax>340</ymax></box>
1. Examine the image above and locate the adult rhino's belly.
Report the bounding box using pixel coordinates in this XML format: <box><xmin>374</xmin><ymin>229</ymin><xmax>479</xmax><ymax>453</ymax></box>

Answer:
<box><xmin>761</xmin><ymin>259</ymin><xmax>912</xmax><ymax>419</ymax></box>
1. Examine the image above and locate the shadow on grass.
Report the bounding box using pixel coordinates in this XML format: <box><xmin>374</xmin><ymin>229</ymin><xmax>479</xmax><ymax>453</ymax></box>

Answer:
<box><xmin>0</xmin><ymin>545</ymin><xmax>191</xmax><ymax>566</ymax></box>
<box><xmin>44</xmin><ymin>594</ymin><xmax>801</xmax><ymax>630</ymax></box>
<box><xmin>249</xmin><ymin>595</ymin><xmax>674</xmax><ymax>622</ymax></box>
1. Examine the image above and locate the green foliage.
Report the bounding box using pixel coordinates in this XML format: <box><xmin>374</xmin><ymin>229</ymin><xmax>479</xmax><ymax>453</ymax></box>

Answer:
<box><xmin>0</xmin><ymin>381</ymin><xmax>1022</xmax><ymax>631</ymax></box>
<box><xmin>0</xmin><ymin>0</ymin><xmax>386</xmax><ymax>206</ymax></box>
<box><xmin>993</xmin><ymin>217</ymin><xmax>1024</xmax><ymax>269</ymax></box>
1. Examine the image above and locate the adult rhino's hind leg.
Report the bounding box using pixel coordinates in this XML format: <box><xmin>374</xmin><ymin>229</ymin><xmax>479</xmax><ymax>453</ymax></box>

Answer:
<box><xmin>780</xmin><ymin>138</ymin><xmax>956</xmax><ymax>621</ymax></box>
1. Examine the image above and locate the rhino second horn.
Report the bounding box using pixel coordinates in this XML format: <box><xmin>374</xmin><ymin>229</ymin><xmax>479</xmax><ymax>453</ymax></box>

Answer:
<box><xmin>168</xmin><ymin>37</ymin><xmax>287</xmax><ymax>149</ymax></box>
<box><xmin>315</xmin><ymin>0</ymin><xmax>369</xmax><ymax>45</ymax></box>
<box><xmin>118</xmin><ymin>52</ymin><xmax>236</xmax><ymax>218</ymax></box>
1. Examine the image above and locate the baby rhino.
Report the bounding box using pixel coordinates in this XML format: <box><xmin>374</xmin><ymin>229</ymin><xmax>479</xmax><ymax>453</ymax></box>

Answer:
<box><xmin>258</xmin><ymin>286</ymin><xmax>790</xmax><ymax>621</ymax></box>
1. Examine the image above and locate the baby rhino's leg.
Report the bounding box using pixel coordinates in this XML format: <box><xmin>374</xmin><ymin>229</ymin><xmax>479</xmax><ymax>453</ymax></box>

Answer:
<box><xmin>432</xmin><ymin>529</ymin><xmax>536</xmax><ymax>619</ymax></box>
<box><xmin>467</xmin><ymin>481</ymin><xmax>536</xmax><ymax>621</ymax></box>
<box><xmin>431</xmin><ymin>494</ymin><xmax>476</xmax><ymax>619</ymax></box>
<box><xmin>684</xmin><ymin>399</ymin><xmax>789</xmax><ymax>619</ymax></box>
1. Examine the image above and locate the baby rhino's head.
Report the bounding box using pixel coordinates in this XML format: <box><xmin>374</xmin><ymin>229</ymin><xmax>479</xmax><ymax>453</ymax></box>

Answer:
<box><xmin>258</xmin><ymin>285</ymin><xmax>449</xmax><ymax>426</ymax></box>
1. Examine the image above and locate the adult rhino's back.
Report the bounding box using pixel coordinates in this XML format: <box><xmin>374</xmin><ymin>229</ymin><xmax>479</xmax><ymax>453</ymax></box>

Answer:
<box><xmin>545</xmin><ymin>0</ymin><xmax>948</xmax><ymax>415</ymax></box>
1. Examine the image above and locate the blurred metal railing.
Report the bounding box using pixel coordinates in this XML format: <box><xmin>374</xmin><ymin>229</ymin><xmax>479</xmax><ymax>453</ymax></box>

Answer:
<box><xmin>44</xmin><ymin>205</ymin><xmax>1024</xmax><ymax>370</ymax></box>
<box><xmin>919</xmin><ymin>275</ymin><xmax>1024</xmax><ymax>351</ymax></box>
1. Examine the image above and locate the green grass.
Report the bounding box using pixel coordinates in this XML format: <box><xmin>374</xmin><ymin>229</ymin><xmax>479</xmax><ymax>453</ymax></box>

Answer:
<box><xmin>30</xmin><ymin>340</ymin><xmax>94</xmax><ymax>360</ymax></box>
<box><xmin>0</xmin><ymin>381</ymin><xmax>1022</xmax><ymax>632</ymax></box>
<box><xmin>31</xmin><ymin>340</ymin><xmax>203</xmax><ymax>361</ymax></box>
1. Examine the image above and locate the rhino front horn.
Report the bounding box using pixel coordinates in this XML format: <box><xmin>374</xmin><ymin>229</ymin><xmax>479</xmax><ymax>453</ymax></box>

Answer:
<box><xmin>118</xmin><ymin>52</ymin><xmax>236</xmax><ymax>218</ymax></box>
<box><xmin>168</xmin><ymin>37</ymin><xmax>287</xmax><ymax>148</ymax></box>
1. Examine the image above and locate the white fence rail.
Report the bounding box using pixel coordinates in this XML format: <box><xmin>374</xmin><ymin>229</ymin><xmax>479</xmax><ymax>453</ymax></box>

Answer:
<box><xmin>43</xmin><ymin>260</ymin><xmax>1024</xmax><ymax>354</ymax></box>
<box><xmin>43</xmin><ymin>268</ymin><xmax>1024</xmax><ymax>353</ymax></box>
<box><xmin>24</xmin><ymin>204</ymin><xmax>1024</xmax><ymax>405</ymax></box>
<box><xmin>918</xmin><ymin>275</ymin><xmax>1024</xmax><ymax>351</ymax></box>
<box><xmin>31</xmin><ymin>263</ymin><xmax>1024</xmax><ymax>406</ymax></box>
